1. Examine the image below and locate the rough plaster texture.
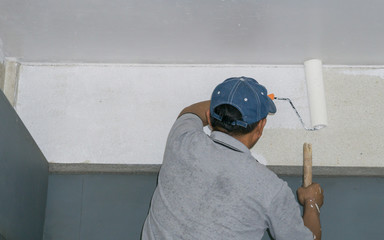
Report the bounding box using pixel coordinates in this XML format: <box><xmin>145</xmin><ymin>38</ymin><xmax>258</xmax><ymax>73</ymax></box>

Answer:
<box><xmin>15</xmin><ymin>64</ymin><xmax>384</xmax><ymax>167</ymax></box>
<box><xmin>256</xmin><ymin>67</ymin><xmax>384</xmax><ymax>167</ymax></box>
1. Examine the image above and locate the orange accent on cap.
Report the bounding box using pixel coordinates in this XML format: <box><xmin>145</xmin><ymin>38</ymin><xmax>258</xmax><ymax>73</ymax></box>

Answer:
<box><xmin>268</xmin><ymin>93</ymin><xmax>275</xmax><ymax>100</ymax></box>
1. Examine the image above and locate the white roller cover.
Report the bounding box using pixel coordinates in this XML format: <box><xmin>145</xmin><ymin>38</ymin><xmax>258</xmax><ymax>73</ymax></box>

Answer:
<box><xmin>304</xmin><ymin>59</ymin><xmax>328</xmax><ymax>129</ymax></box>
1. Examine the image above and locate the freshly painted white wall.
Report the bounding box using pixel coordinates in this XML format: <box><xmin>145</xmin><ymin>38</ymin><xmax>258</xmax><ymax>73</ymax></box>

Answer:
<box><xmin>15</xmin><ymin>64</ymin><xmax>384</xmax><ymax>167</ymax></box>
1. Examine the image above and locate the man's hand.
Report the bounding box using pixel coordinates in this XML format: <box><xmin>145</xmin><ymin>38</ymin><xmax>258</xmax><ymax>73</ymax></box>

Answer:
<box><xmin>297</xmin><ymin>183</ymin><xmax>324</xmax><ymax>240</ymax></box>
<box><xmin>297</xmin><ymin>183</ymin><xmax>324</xmax><ymax>208</ymax></box>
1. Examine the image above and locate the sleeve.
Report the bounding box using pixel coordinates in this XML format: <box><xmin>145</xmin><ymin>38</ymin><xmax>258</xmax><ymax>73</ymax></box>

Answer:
<box><xmin>266</xmin><ymin>182</ymin><xmax>314</xmax><ymax>240</ymax></box>
<box><xmin>167</xmin><ymin>113</ymin><xmax>204</xmax><ymax>142</ymax></box>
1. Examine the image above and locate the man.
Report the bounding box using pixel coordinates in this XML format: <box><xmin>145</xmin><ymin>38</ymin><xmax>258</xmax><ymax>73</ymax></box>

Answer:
<box><xmin>142</xmin><ymin>77</ymin><xmax>324</xmax><ymax>240</ymax></box>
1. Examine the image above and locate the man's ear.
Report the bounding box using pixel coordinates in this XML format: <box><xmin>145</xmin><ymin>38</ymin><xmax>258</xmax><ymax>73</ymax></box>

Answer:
<box><xmin>246</xmin><ymin>118</ymin><xmax>267</xmax><ymax>149</ymax></box>
<box><xmin>206</xmin><ymin>110</ymin><xmax>213</xmax><ymax>129</ymax></box>
<box><xmin>252</xmin><ymin>118</ymin><xmax>267</xmax><ymax>140</ymax></box>
<box><xmin>258</xmin><ymin>118</ymin><xmax>267</xmax><ymax>133</ymax></box>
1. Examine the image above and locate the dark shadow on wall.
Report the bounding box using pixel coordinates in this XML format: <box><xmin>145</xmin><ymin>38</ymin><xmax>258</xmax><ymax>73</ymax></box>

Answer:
<box><xmin>0</xmin><ymin>90</ymin><xmax>49</xmax><ymax>240</ymax></box>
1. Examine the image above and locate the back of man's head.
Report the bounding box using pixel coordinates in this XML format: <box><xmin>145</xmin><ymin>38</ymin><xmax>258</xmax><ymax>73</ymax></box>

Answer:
<box><xmin>210</xmin><ymin>77</ymin><xmax>276</xmax><ymax>136</ymax></box>
<box><xmin>210</xmin><ymin>104</ymin><xmax>259</xmax><ymax>136</ymax></box>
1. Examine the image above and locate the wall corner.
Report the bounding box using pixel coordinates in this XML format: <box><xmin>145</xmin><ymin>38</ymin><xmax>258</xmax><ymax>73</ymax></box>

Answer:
<box><xmin>2</xmin><ymin>58</ymin><xmax>20</xmax><ymax>107</ymax></box>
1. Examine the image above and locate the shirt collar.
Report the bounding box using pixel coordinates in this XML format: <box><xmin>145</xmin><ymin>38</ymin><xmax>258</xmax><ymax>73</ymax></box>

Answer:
<box><xmin>209</xmin><ymin>131</ymin><xmax>251</xmax><ymax>155</ymax></box>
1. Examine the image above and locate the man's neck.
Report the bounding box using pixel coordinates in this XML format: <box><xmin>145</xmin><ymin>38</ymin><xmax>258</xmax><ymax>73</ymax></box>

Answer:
<box><xmin>213</xmin><ymin>128</ymin><xmax>254</xmax><ymax>149</ymax></box>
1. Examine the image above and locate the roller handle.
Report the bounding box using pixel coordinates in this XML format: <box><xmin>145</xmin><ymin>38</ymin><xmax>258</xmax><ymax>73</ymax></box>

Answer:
<box><xmin>303</xmin><ymin>143</ymin><xmax>312</xmax><ymax>188</ymax></box>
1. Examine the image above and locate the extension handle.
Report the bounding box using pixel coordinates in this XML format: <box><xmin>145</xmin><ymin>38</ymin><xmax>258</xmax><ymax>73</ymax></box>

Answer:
<box><xmin>303</xmin><ymin>143</ymin><xmax>312</xmax><ymax>188</ymax></box>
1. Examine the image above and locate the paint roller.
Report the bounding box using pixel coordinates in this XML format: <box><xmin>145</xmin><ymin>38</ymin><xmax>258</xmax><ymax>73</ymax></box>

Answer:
<box><xmin>300</xmin><ymin>60</ymin><xmax>325</xmax><ymax>189</ymax></box>
<box><xmin>268</xmin><ymin>60</ymin><xmax>327</xmax><ymax>189</ymax></box>
<box><xmin>268</xmin><ymin>59</ymin><xmax>328</xmax><ymax>131</ymax></box>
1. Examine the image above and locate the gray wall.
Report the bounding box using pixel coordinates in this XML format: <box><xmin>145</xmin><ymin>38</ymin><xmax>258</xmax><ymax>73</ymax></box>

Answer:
<box><xmin>1</xmin><ymin>0</ymin><xmax>384</xmax><ymax>64</ymax></box>
<box><xmin>44</xmin><ymin>173</ymin><xmax>384</xmax><ymax>240</ymax></box>
<box><xmin>43</xmin><ymin>174</ymin><xmax>156</xmax><ymax>240</ymax></box>
<box><xmin>0</xmin><ymin>90</ymin><xmax>49</xmax><ymax>240</ymax></box>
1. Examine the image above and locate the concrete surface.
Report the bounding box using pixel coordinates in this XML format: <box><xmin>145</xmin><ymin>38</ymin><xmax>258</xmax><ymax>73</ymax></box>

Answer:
<box><xmin>15</xmin><ymin>64</ymin><xmax>384</xmax><ymax>167</ymax></box>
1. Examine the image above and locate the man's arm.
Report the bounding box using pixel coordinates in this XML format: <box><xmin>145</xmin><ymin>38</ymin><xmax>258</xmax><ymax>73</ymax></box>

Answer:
<box><xmin>297</xmin><ymin>183</ymin><xmax>324</xmax><ymax>240</ymax></box>
<box><xmin>178</xmin><ymin>100</ymin><xmax>210</xmax><ymax>126</ymax></box>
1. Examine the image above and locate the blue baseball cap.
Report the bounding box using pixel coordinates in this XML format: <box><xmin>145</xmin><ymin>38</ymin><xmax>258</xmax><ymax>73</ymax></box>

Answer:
<box><xmin>210</xmin><ymin>77</ymin><xmax>276</xmax><ymax>127</ymax></box>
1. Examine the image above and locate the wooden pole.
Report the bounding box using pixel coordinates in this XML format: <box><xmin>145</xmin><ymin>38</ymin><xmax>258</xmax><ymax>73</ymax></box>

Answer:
<box><xmin>303</xmin><ymin>143</ymin><xmax>312</xmax><ymax>188</ymax></box>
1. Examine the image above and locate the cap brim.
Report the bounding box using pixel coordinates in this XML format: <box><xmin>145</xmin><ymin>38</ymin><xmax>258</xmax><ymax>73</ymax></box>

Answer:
<box><xmin>267</xmin><ymin>96</ymin><xmax>277</xmax><ymax>114</ymax></box>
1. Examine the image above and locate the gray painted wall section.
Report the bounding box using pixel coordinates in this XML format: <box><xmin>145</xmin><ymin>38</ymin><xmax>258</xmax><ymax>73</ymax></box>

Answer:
<box><xmin>43</xmin><ymin>174</ymin><xmax>157</xmax><ymax>240</ymax></box>
<box><xmin>0</xmin><ymin>90</ymin><xmax>49</xmax><ymax>240</ymax></box>
<box><xmin>43</xmin><ymin>174</ymin><xmax>384</xmax><ymax>240</ymax></box>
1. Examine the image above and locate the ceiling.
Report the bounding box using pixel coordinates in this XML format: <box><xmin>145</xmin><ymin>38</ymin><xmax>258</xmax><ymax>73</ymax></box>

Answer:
<box><xmin>1</xmin><ymin>0</ymin><xmax>384</xmax><ymax>64</ymax></box>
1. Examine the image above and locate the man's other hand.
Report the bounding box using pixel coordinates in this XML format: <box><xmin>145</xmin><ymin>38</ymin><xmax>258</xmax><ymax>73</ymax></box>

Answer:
<box><xmin>297</xmin><ymin>183</ymin><xmax>324</xmax><ymax>208</ymax></box>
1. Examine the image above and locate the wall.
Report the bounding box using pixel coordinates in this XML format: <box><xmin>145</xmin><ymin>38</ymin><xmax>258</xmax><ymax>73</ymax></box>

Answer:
<box><xmin>1</xmin><ymin>59</ymin><xmax>20</xmax><ymax>107</ymax></box>
<box><xmin>1</xmin><ymin>0</ymin><xmax>384</xmax><ymax>65</ymax></box>
<box><xmin>0</xmin><ymin>39</ymin><xmax>4</xmax><ymax>89</ymax></box>
<box><xmin>0</xmin><ymin>38</ymin><xmax>3</xmax><ymax>62</ymax></box>
<box><xmin>14</xmin><ymin>63</ymin><xmax>384</xmax><ymax>167</ymax></box>
<box><xmin>43</xmin><ymin>173</ymin><xmax>384</xmax><ymax>240</ymax></box>
<box><xmin>0</xmin><ymin>63</ymin><xmax>4</xmax><ymax>91</ymax></box>
<box><xmin>0</xmin><ymin>90</ymin><xmax>49</xmax><ymax>240</ymax></box>
<box><xmin>43</xmin><ymin>174</ymin><xmax>157</xmax><ymax>240</ymax></box>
